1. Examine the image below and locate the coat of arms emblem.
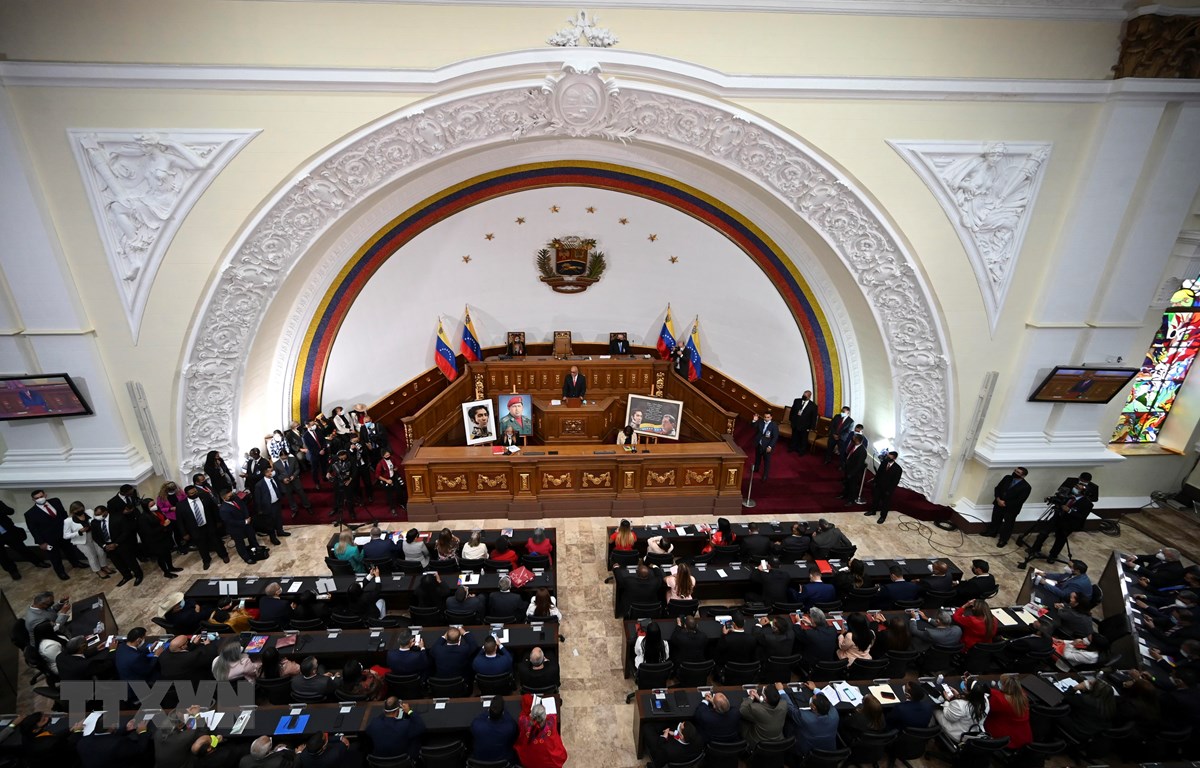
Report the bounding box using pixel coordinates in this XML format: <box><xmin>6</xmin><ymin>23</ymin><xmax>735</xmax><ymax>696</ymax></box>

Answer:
<box><xmin>536</xmin><ymin>235</ymin><xmax>607</xmax><ymax>294</ymax></box>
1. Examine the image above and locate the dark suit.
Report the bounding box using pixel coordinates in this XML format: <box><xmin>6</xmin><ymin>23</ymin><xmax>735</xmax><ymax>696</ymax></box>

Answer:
<box><xmin>876</xmin><ymin>579</ymin><xmax>923</xmax><ymax>608</ymax></box>
<box><xmin>159</xmin><ymin>646</ymin><xmax>217</xmax><ymax>683</ymax></box>
<box><xmin>115</xmin><ymin>642</ymin><xmax>159</xmax><ymax>689</ymax></box>
<box><xmin>359</xmin><ymin>424</ymin><xmax>389</xmax><ymax>465</ymax></box>
<box><xmin>290</xmin><ymin>673</ymin><xmax>336</xmax><ymax>700</ymax></box>
<box><xmin>825</xmin><ymin>413</ymin><xmax>853</xmax><ymax>464</ymax></box>
<box><xmin>610</xmin><ymin>338</ymin><xmax>630</xmax><ymax>354</ymax></box>
<box><xmin>24</xmin><ymin>498</ymin><xmax>85</xmax><ymax>577</ymax></box>
<box><xmin>1031</xmin><ymin>495</ymin><xmax>1093</xmax><ymax>561</ymax></box>
<box><xmin>739</xmin><ymin>534</ymin><xmax>772</xmax><ymax>562</ymax></box>
<box><xmin>429</xmin><ymin>634</ymin><xmax>479</xmax><ymax>680</ymax></box>
<box><xmin>870</xmin><ymin>459</ymin><xmax>903</xmax><ymax>519</ymax></box>
<box><xmin>716</xmin><ymin>629</ymin><xmax>758</xmax><ymax>668</ymax></box>
<box><xmin>273</xmin><ymin>455</ymin><xmax>312</xmax><ymax>514</ymax></box>
<box><xmin>669</xmin><ymin>627</ymin><xmax>710</xmax><ymax>665</ymax></box>
<box><xmin>614</xmin><ymin>567</ymin><xmax>664</xmax><ymax>617</ymax></box>
<box><xmin>470</xmin><ymin>711</ymin><xmax>518</xmax><ymax>763</ymax></box>
<box><xmin>258</xmin><ymin>596</ymin><xmax>293</xmax><ymax>627</ymax></box>
<box><xmin>695</xmin><ymin>700</ymin><xmax>743</xmax><ymax>742</ymax></box>
<box><xmin>798</xmin><ymin>581</ymin><xmax>838</xmax><ymax>610</ymax></box>
<box><xmin>986</xmin><ymin>473</ymin><xmax>1031</xmax><ymax>546</ymax></box>
<box><xmin>1060</xmin><ymin>476</ymin><xmax>1099</xmax><ymax>503</ymax></box>
<box><xmin>955</xmin><ymin>574</ymin><xmax>997</xmax><ymax>601</ymax></box>
<box><xmin>778</xmin><ymin>535</ymin><xmax>811</xmax><ymax>562</ymax></box>
<box><xmin>219</xmin><ymin>497</ymin><xmax>256</xmax><ymax>563</ymax></box>
<box><xmin>748</xmin><ymin>568</ymin><xmax>792</xmax><ymax>607</ymax></box>
<box><xmin>76</xmin><ymin>730</ymin><xmax>150</xmax><ymax>768</ymax></box>
<box><xmin>645</xmin><ymin>730</ymin><xmax>704</xmax><ymax>768</ymax></box>
<box><xmin>56</xmin><ymin>650</ymin><xmax>116</xmax><ymax>681</ymax></box>
<box><xmin>0</xmin><ymin>500</ymin><xmax>48</xmax><ymax>576</ymax></box>
<box><xmin>487</xmin><ymin>590</ymin><xmax>526</xmax><ymax>621</ymax></box>
<box><xmin>517</xmin><ymin>658</ymin><xmax>560</xmax><ymax>690</ymax></box>
<box><xmin>362</xmin><ymin>537</ymin><xmax>398</xmax><ymax>563</ymax></box>
<box><xmin>177</xmin><ymin>494</ymin><xmax>228</xmax><ymax>567</ymax></box>
<box><xmin>104</xmin><ymin>510</ymin><xmax>144</xmax><ymax>581</ymax></box>
<box><xmin>789</xmin><ymin>397</ymin><xmax>818</xmax><ymax>453</ymax></box>
<box><xmin>752</xmin><ymin>419</ymin><xmax>780</xmax><ymax>479</ymax></box>
<box><xmin>796</xmin><ymin>624</ymin><xmax>840</xmax><ymax>668</ymax></box>
<box><xmin>364</xmin><ymin>712</ymin><xmax>425</xmax><ymax>761</ymax></box>
<box><xmin>386</xmin><ymin>647</ymin><xmax>430</xmax><ymax>679</ymax></box>
<box><xmin>562</xmin><ymin>373</ymin><xmax>587</xmax><ymax>398</ymax></box>
<box><xmin>252</xmin><ymin>477</ymin><xmax>287</xmax><ymax>541</ymax></box>
<box><xmin>920</xmin><ymin>573</ymin><xmax>955</xmax><ymax>594</ymax></box>
<box><xmin>841</xmin><ymin>443</ymin><xmax>868</xmax><ymax>502</ymax></box>
<box><xmin>302</xmin><ymin>428</ymin><xmax>328</xmax><ymax>486</ymax></box>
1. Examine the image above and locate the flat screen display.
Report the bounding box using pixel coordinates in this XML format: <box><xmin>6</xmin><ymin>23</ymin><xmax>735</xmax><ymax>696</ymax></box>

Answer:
<box><xmin>0</xmin><ymin>374</ymin><xmax>93</xmax><ymax>420</ymax></box>
<box><xmin>1027</xmin><ymin>367</ymin><xmax>1138</xmax><ymax>404</ymax></box>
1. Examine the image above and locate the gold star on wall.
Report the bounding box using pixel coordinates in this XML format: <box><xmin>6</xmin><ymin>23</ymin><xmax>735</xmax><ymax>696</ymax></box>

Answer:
<box><xmin>619</xmin><ymin>218</ymin><xmax>629</xmax><ymax>225</ymax></box>
<box><xmin>586</xmin><ymin>206</ymin><xmax>596</xmax><ymax>213</ymax></box>
<box><xmin>484</xmin><ymin>233</ymin><xmax>495</xmax><ymax>241</ymax></box>
<box><xmin>648</xmin><ymin>234</ymin><xmax>658</xmax><ymax>242</ymax></box>
<box><xmin>550</xmin><ymin>205</ymin><xmax>560</xmax><ymax>213</ymax></box>
<box><xmin>462</xmin><ymin>255</ymin><xmax>472</xmax><ymax>263</ymax></box>
<box><xmin>669</xmin><ymin>256</ymin><xmax>679</xmax><ymax>264</ymax></box>
<box><xmin>515</xmin><ymin>217</ymin><xmax>525</xmax><ymax>225</ymax></box>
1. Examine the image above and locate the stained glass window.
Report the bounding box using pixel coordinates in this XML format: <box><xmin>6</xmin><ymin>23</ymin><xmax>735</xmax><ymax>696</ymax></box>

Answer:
<box><xmin>1111</xmin><ymin>278</ymin><xmax>1200</xmax><ymax>443</ymax></box>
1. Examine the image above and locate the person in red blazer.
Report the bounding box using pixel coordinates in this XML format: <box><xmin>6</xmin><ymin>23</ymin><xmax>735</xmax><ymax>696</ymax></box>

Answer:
<box><xmin>374</xmin><ymin>449</ymin><xmax>407</xmax><ymax>515</ymax></box>
<box><xmin>952</xmin><ymin>599</ymin><xmax>999</xmax><ymax>650</ymax></box>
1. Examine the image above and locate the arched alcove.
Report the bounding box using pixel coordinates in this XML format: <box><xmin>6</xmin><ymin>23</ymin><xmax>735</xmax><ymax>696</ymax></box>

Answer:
<box><xmin>178</xmin><ymin>59</ymin><xmax>953</xmax><ymax>498</ymax></box>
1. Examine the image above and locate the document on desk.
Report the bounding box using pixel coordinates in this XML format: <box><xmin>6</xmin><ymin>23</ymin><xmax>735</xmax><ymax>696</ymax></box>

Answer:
<box><xmin>991</xmin><ymin>609</ymin><xmax>1017</xmax><ymax>627</ymax></box>
<box><xmin>1053</xmin><ymin>678</ymin><xmax>1080</xmax><ymax>693</ymax></box>
<box><xmin>82</xmin><ymin>711</ymin><xmax>106</xmax><ymax>736</ymax></box>
<box><xmin>716</xmin><ymin>569</ymin><xmax>729</xmax><ymax>578</ymax></box>
<box><xmin>532</xmin><ymin>695</ymin><xmax>558</xmax><ymax>716</ymax></box>
<box><xmin>197</xmin><ymin>711</ymin><xmax>224</xmax><ymax>729</ymax></box>
<box><xmin>218</xmin><ymin>580</ymin><xmax>238</xmax><ymax>596</ymax></box>
<box><xmin>231</xmin><ymin>710</ymin><xmax>252</xmax><ymax>736</ymax></box>
<box><xmin>1015</xmin><ymin>609</ymin><xmax>1038</xmax><ymax>625</ymax></box>
<box><xmin>316</xmin><ymin>578</ymin><xmax>337</xmax><ymax>594</ymax></box>
<box><xmin>353</xmin><ymin>536</ymin><xmax>370</xmax><ymax>546</ymax></box>
<box><xmin>868</xmin><ymin>684</ymin><xmax>897</xmax><ymax>703</ymax></box>
<box><xmin>287</xmin><ymin>581</ymin><xmax>303</xmax><ymax>594</ymax></box>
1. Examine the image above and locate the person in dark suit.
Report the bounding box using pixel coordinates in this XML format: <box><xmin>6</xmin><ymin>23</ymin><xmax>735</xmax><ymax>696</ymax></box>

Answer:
<box><xmin>841</xmin><ymin>434</ymin><xmax>868</xmax><ymax>504</ymax></box>
<box><xmin>361</xmin><ymin>527</ymin><xmax>398</xmax><ymax>563</ymax></box>
<box><xmin>136</xmin><ymin>499</ymin><xmax>180</xmax><ymax>579</ymax></box>
<box><xmin>302</xmin><ymin>421</ymin><xmax>328</xmax><ymax>489</ymax></box>
<box><xmin>612</xmin><ymin>563</ymin><xmax>664</xmax><ymax>618</ymax></box>
<box><xmin>298</xmin><ymin>732</ymin><xmax>359</xmax><ymax>768</ymax></box>
<box><xmin>739</xmin><ymin>522</ymin><xmax>772</xmax><ymax>561</ymax></box>
<box><xmin>291</xmin><ymin>656</ymin><xmax>338</xmax><ymax>700</ymax></box>
<box><xmin>105</xmin><ymin>484</ymin><xmax>140</xmax><ymax>522</ymax></box>
<box><xmin>428</xmin><ymin>627</ymin><xmax>480</xmax><ymax>680</ymax></box>
<box><xmin>257</xmin><ymin>582</ymin><xmax>294</xmax><ymax>627</ymax></box>
<box><xmin>1125</xmin><ymin>548</ymin><xmax>1186</xmax><ymax>592</ymax></box>
<box><xmin>610</xmin><ymin>332</ymin><xmax>631</xmax><ymax>355</ymax></box>
<box><xmin>517</xmin><ymin>647</ymin><xmax>560</xmax><ymax>691</ymax></box>
<box><xmin>273</xmin><ymin>452</ymin><xmax>313</xmax><ymax>517</ymax></box>
<box><xmin>55</xmin><ymin>636</ymin><xmax>117</xmax><ymax>681</ymax></box>
<box><xmin>825</xmin><ymin>407</ymin><xmax>853</xmax><ymax>465</ymax></box>
<box><xmin>715</xmin><ymin>614</ymin><xmax>758</xmax><ymax>669</ymax></box>
<box><xmin>695</xmin><ymin>692</ymin><xmax>743</xmax><ymax>742</ymax></box>
<box><xmin>374</xmin><ymin>449</ymin><xmax>407</xmax><ymax>515</ymax></box>
<box><xmin>218</xmin><ymin>489</ymin><xmax>257</xmax><ymax>564</ymax></box>
<box><xmin>669</xmin><ymin>617</ymin><xmax>709</xmax><ymax>665</ymax></box>
<box><xmin>364</xmin><ymin>697</ymin><xmax>425</xmax><ymax>762</ymax></box>
<box><xmin>885</xmin><ymin>682</ymin><xmax>935</xmax><ymax>730</ymax></box>
<box><xmin>445</xmin><ymin>586</ymin><xmax>485</xmax><ymax>618</ymax></box>
<box><xmin>751</xmin><ymin>412</ymin><xmax>780</xmax><ymax>479</ymax></box>
<box><xmin>643</xmin><ymin>721</ymin><xmax>704</xmax><ymax>768</ymax></box>
<box><xmin>24</xmin><ymin>489</ymin><xmax>88</xmax><ymax>580</ymax></box>
<box><xmin>776</xmin><ymin>523</ymin><xmax>812</xmax><ymax>562</ymax></box>
<box><xmin>797</xmin><ymin>566</ymin><xmax>838</xmax><ymax>609</ymax></box>
<box><xmin>875</xmin><ymin>566</ymin><xmax>923</xmax><ymax>608</ymax></box>
<box><xmin>358</xmin><ymin>417</ymin><xmax>389</xmax><ymax>467</ymax></box>
<box><xmin>1029</xmin><ymin>480</ymin><xmax>1093</xmax><ymax>563</ymax></box>
<box><xmin>158</xmin><ymin>634</ymin><xmax>219</xmax><ymax>683</ymax></box>
<box><xmin>105</xmin><ymin>501</ymin><xmax>145</xmax><ymax>586</ymax></box>
<box><xmin>985</xmin><ymin>466</ymin><xmax>1031</xmax><ymax>548</ymax></box>
<box><xmin>866</xmin><ymin>451</ymin><xmax>902</xmax><ymax>523</ymax></box>
<box><xmin>252</xmin><ymin>466</ymin><xmax>290</xmax><ymax>545</ymax></box>
<box><xmin>795</xmin><ymin>607</ymin><xmax>840</xmax><ymax>668</ymax></box>
<box><xmin>487</xmin><ymin>576</ymin><xmax>526</xmax><ymax>621</ymax></box>
<box><xmin>0</xmin><ymin>498</ymin><xmax>51</xmax><ymax>579</ymax></box>
<box><xmin>239</xmin><ymin>736</ymin><xmax>297</xmax><ymax>768</ymax></box>
<box><xmin>114</xmin><ymin>628</ymin><xmax>161</xmax><ymax>691</ymax></box>
<box><xmin>75</xmin><ymin>720</ymin><xmax>151</xmax><ymax>768</ymax></box>
<box><xmin>470</xmin><ymin>694</ymin><xmax>518</xmax><ymax>763</ymax></box>
<box><xmin>920</xmin><ymin>560</ymin><xmax>955</xmax><ymax>594</ymax></box>
<box><xmin>756</xmin><ymin>616</ymin><xmax>796</xmax><ymax>662</ymax></box>
<box><xmin>178</xmin><ymin>485</ymin><xmax>229</xmax><ymax>570</ymax></box>
<box><xmin>561</xmin><ymin>365</ymin><xmax>587</xmax><ymax>398</ymax></box>
<box><xmin>748</xmin><ymin>558</ymin><xmax>793</xmax><ymax>608</ymax></box>
<box><xmin>789</xmin><ymin>390</ymin><xmax>818</xmax><ymax>453</ymax></box>
<box><xmin>954</xmin><ymin>559</ymin><xmax>997</xmax><ymax>601</ymax></box>
<box><xmin>386</xmin><ymin>630</ymin><xmax>430</xmax><ymax>679</ymax></box>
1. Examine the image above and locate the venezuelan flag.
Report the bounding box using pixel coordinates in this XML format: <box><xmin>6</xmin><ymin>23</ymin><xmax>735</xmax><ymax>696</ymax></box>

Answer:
<box><xmin>657</xmin><ymin>305</ymin><xmax>676</xmax><ymax>359</ymax></box>
<box><xmin>460</xmin><ymin>307</ymin><xmax>482</xmax><ymax>362</ymax></box>
<box><xmin>435</xmin><ymin>320</ymin><xmax>458</xmax><ymax>381</ymax></box>
<box><xmin>685</xmin><ymin>318</ymin><xmax>702</xmax><ymax>381</ymax></box>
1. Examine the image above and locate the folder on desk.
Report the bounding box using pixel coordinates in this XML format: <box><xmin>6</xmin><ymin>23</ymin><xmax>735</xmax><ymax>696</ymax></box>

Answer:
<box><xmin>218</xmin><ymin>580</ymin><xmax>238</xmax><ymax>596</ymax></box>
<box><xmin>274</xmin><ymin>714</ymin><xmax>309</xmax><ymax>735</ymax></box>
<box><xmin>816</xmin><ymin>560</ymin><xmax>833</xmax><ymax>574</ymax></box>
<box><xmin>287</xmin><ymin>581</ymin><xmax>303</xmax><ymax>594</ymax></box>
<box><xmin>991</xmin><ymin>609</ymin><xmax>1017</xmax><ymax>627</ymax></box>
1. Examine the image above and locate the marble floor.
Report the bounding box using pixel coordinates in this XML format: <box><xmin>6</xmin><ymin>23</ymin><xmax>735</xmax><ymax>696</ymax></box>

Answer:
<box><xmin>5</xmin><ymin>509</ymin><xmax>1177</xmax><ymax>768</ymax></box>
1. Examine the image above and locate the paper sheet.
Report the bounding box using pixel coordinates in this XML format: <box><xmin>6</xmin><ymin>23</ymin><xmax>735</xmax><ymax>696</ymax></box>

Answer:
<box><xmin>353</xmin><ymin>536</ymin><xmax>370</xmax><ymax>546</ymax></box>
<box><xmin>868</xmin><ymin>684</ymin><xmax>898</xmax><ymax>703</ymax></box>
<box><xmin>197</xmin><ymin>711</ymin><xmax>224</xmax><ymax>729</ymax></box>
<box><xmin>218</xmin><ymin>581</ymin><xmax>238</xmax><ymax>596</ymax></box>
<box><xmin>82</xmin><ymin>711</ymin><xmax>105</xmax><ymax>736</ymax></box>
<box><xmin>231</xmin><ymin>710</ymin><xmax>252</xmax><ymax>736</ymax></box>
<box><xmin>287</xmin><ymin>581</ymin><xmax>303</xmax><ymax>594</ymax></box>
<box><xmin>716</xmin><ymin>569</ymin><xmax>729</xmax><ymax>578</ymax></box>
<box><xmin>1016</xmin><ymin>609</ymin><xmax>1038</xmax><ymax>625</ymax></box>
<box><xmin>533</xmin><ymin>695</ymin><xmax>558</xmax><ymax>716</ymax></box>
<box><xmin>991</xmin><ymin>608</ymin><xmax>1017</xmax><ymax>627</ymax></box>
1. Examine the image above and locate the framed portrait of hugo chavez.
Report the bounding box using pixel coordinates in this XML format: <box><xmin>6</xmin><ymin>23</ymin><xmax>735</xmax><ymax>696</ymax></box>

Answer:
<box><xmin>496</xmin><ymin>394</ymin><xmax>533</xmax><ymax>437</ymax></box>
<box><xmin>626</xmin><ymin>394</ymin><xmax>684</xmax><ymax>441</ymax></box>
<box><xmin>462</xmin><ymin>399</ymin><xmax>497</xmax><ymax>445</ymax></box>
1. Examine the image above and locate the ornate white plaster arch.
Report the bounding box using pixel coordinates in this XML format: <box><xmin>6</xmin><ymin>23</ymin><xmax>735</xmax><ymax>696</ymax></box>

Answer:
<box><xmin>178</xmin><ymin>58</ymin><xmax>953</xmax><ymax>498</ymax></box>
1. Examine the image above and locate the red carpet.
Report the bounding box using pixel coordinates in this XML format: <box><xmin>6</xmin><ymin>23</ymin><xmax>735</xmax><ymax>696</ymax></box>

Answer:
<box><xmin>731</xmin><ymin>424</ymin><xmax>953</xmax><ymax>522</ymax></box>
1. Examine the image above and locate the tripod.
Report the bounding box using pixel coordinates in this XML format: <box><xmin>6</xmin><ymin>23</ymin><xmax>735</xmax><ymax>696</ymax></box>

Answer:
<box><xmin>1016</xmin><ymin>502</ymin><xmax>1073</xmax><ymax>569</ymax></box>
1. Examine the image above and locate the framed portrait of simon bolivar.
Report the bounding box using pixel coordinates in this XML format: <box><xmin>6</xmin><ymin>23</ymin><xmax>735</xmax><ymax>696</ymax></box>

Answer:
<box><xmin>462</xmin><ymin>399</ymin><xmax>497</xmax><ymax>446</ymax></box>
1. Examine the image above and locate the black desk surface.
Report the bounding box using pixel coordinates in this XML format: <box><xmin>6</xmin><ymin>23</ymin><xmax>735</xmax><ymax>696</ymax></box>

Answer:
<box><xmin>184</xmin><ymin>571</ymin><xmax>556</xmax><ymax>603</ymax></box>
<box><xmin>327</xmin><ymin>527</ymin><xmax>556</xmax><ymax>552</ymax></box>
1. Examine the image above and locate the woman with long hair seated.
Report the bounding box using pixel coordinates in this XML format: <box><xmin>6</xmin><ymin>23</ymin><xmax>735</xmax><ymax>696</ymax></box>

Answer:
<box><xmin>610</xmin><ymin>519</ymin><xmax>637</xmax><ymax>551</ymax></box>
<box><xmin>837</xmin><ymin>612</ymin><xmax>876</xmax><ymax>666</ymax></box>
<box><xmin>336</xmin><ymin>659</ymin><xmax>385</xmax><ymax>701</ymax></box>
<box><xmin>985</xmin><ymin>675</ymin><xmax>1031</xmax><ymax>750</ymax></box>
<box><xmin>332</xmin><ymin>530</ymin><xmax>365</xmax><ymax>573</ymax></box>
<box><xmin>491</xmin><ymin>535</ymin><xmax>520</xmax><ymax>567</ymax></box>
<box><xmin>259</xmin><ymin>645</ymin><xmax>301</xmax><ymax>679</ymax></box>
<box><xmin>527</xmin><ymin>587</ymin><xmax>563</xmax><ymax>621</ymax></box>
<box><xmin>952</xmin><ymin>598</ymin><xmax>999</xmax><ymax>650</ymax></box>
<box><xmin>872</xmin><ymin>615</ymin><xmax>912</xmax><ymax>658</ymax></box>
<box><xmin>935</xmin><ymin>678</ymin><xmax>990</xmax><ymax>746</ymax></box>
<box><xmin>212</xmin><ymin>638</ymin><xmax>261</xmax><ymax>684</ymax></box>
<box><xmin>665</xmin><ymin>562</ymin><xmax>695</xmax><ymax>603</ymax></box>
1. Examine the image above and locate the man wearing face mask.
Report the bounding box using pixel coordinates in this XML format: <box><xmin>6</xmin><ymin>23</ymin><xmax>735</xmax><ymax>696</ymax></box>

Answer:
<box><xmin>1029</xmin><ymin>480</ymin><xmax>1093</xmax><ymax>564</ymax></box>
<box><xmin>24</xmin><ymin>489</ymin><xmax>89</xmax><ymax>580</ymax></box>
<box><xmin>359</xmin><ymin>416</ymin><xmax>389</xmax><ymax>467</ymax></box>
<box><xmin>1124</xmin><ymin>547</ymin><xmax>1186</xmax><ymax>592</ymax></box>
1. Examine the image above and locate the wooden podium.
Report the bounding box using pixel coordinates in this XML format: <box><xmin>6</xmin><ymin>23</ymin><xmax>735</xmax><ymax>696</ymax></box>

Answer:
<box><xmin>533</xmin><ymin>396</ymin><xmax>623</xmax><ymax>443</ymax></box>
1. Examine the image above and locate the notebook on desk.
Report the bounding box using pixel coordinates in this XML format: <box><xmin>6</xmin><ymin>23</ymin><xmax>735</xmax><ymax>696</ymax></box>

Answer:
<box><xmin>1020</xmin><ymin>674</ymin><xmax>1064</xmax><ymax>706</ymax></box>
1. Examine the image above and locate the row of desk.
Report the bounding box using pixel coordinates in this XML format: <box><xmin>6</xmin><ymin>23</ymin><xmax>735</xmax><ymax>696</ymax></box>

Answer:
<box><xmin>324</xmin><ymin>526</ymin><xmax>556</xmax><ymax>555</ymax></box>
<box><xmin>611</xmin><ymin>557</ymin><xmax>965</xmax><ymax>615</ymax></box>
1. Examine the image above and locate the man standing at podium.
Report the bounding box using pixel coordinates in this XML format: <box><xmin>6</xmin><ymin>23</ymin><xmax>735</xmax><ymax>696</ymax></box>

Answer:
<box><xmin>751</xmin><ymin>412</ymin><xmax>779</xmax><ymax>480</ymax></box>
<box><xmin>562</xmin><ymin>366</ymin><xmax>587</xmax><ymax>399</ymax></box>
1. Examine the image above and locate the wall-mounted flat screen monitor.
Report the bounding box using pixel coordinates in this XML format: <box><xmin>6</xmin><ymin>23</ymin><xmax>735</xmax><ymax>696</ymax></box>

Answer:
<box><xmin>1027</xmin><ymin>367</ymin><xmax>1138</xmax><ymax>404</ymax></box>
<box><xmin>0</xmin><ymin>374</ymin><xmax>93</xmax><ymax>420</ymax></box>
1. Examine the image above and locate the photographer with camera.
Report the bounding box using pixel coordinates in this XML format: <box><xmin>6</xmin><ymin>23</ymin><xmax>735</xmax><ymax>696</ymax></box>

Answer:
<box><xmin>1028</xmin><ymin>479</ymin><xmax>1094</xmax><ymax>564</ymax></box>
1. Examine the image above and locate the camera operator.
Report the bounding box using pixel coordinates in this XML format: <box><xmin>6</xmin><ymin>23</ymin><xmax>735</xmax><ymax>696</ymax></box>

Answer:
<box><xmin>1028</xmin><ymin>479</ymin><xmax>1093</xmax><ymax>564</ymax></box>
<box><xmin>1058</xmin><ymin>471</ymin><xmax>1098</xmax><ymax>503</ymax></box>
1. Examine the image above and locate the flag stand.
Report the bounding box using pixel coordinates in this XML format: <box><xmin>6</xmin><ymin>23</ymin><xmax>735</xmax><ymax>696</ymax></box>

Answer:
<box><xmin>742</xmin><ymin>471</ymin><xmax>757</xmax><ymax>508</ymax></box>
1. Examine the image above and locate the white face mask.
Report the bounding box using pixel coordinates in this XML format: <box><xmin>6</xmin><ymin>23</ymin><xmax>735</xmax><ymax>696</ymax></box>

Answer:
<box><xmin>34</xmin><ymin>498</ymin><xmax>47</xmax><ymax>506</ymax></box>
<box><xmin>1157</xmin><ymin>552</ymin><xmax>1167</xmax><ymax>561</ymax></box>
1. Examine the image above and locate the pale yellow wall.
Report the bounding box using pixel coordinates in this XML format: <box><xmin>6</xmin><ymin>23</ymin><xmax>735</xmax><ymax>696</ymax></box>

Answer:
<box><xmin>1</xmin><ymin>0</ymin><xmax>1119</xmax><ymax>79</ymax></box>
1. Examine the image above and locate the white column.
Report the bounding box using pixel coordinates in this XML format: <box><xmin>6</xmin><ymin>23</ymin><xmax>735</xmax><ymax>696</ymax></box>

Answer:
<box><xmin>0</xmin><ymin>85</ymin><xmax>151</xmax><ymax>488</ymax></box>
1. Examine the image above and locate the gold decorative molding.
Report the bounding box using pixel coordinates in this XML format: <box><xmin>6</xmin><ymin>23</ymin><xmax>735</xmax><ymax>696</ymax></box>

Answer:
<box><xmin>436</xmin><ymin>473</ymin><xmax>467</xmax><ymax>491</ymax></box>
<box><xmin>519</xmin><ymin>472</ymin><xmax>531</xmax><ymax>492</ymax></box>
<box><xmin>411</xmin><ymin>474</ymin><xmax>423</xmax><ymax>495</ymax></box>
<box><xmin>685</xmin><ymin>469</ymin><xmax>714</xmax><ymax>486</ymax></box>
<box><xmin>1115</xmin><ymin>15</ymin><xmax>1200</xmax><ymax>79</ymax></box>
<box><xmin>654</xmin><ymin>372</ymin><xmax>665</xmax><ymax>397</ymax></box>
<box><xmin>403</xmin><ymin>423</ymin><xmax>414</xmax><ymax>446</ymax></box>
<box><xmin>542</xmin><ymin>471</ymin><xmax>573</xmax><ymax>488</ymax></box>
<box><xmin>623</xmin><ymin>470</ymin><xmax>635</xmax><ymax>489</ymax></box>
<box><xmin>726</xmin><ymin>417</ymin><xmax>735</xmax><ymax>434</ymax></box>
<box><xmin>646</xmin><ymin>469</ymin><xmax>675</xmax><ymax>486</ymax></box>
<box><xmin>562</xmin><ymin>418</ymin><xmax>586</xmax><ymax>435</ymax></box>
<box><xmin>583</xmin><ymin>471</ymin><xmax>612</xmax><ymax>487</ymax></box>
<box><xmin>727</xmin><ymin>468</ymin><xmax>739</xmax><ymax>487</ymax></box>
<box><xmin>473</xmin><ymin>372</ymin><xmax>485</xmax><ymax>401</ymax></box>
<box><xmin>476</xmin><ymin>473</ymin><xmax>508</xmax><ymax>490</ymax></box>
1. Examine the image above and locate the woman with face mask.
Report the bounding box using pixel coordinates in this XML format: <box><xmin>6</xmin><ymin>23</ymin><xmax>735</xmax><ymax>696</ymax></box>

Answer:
<box><xmin>156</xmin><ymin>481</ymin><xmax>187</xmax><ymax>555</ymax></box>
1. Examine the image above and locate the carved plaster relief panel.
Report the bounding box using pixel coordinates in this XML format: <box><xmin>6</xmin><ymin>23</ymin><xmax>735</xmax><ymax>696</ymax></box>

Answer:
<box><xmin>69</xmin><ymin>129</ymin><xmax>259</xmax><ymax>339</ymax></box>
<box><xmin>181</xmin><ymin>64</ymin><xmax>952</xmax><ymax>498</ymax></box>
<box><xmin>889</xmin><ymin>140</ymin><xmax>1051</xmax><ymax>335</ymax></box>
